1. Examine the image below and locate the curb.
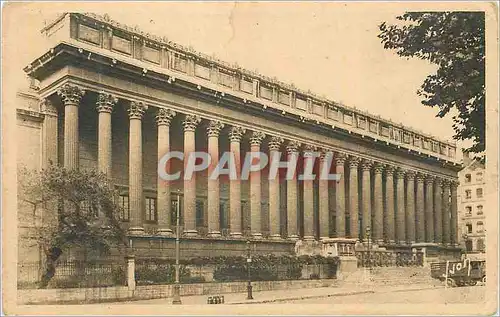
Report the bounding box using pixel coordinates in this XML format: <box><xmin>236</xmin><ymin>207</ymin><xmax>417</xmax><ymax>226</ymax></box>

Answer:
<box><xmin>228</xmin><ymin>290</ymin><xmax>375</xmax><ymax>305</ymax></box>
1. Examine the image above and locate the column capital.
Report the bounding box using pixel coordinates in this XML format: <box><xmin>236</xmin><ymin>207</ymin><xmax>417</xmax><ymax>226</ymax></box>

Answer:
<box><xmin>416</xmin><ymin>172</ymin><xmax>425</xmax><ymax>183</ymax></box>
<box><xmin>334</xmin><ymin>152</ymin><xmax>348</xmax><ymax>164</ymax></box>
<box><xmin>319</xmin><ymin>150</ymin><xmax>333</xmax><ymax>161</ymax></box>
<box><xmin>434</xmin><ymin>177</ymin><xmax>443</xmax><ymax>186</ymax></box>
<box><xmin>425</xmin><ymin>174</ymin><xmax>436</xmax><ymax>184</ymax></box>
<box><xmin>303</xmin><ymin>144</ymin><xmax>317</xmax><ymax>157</ymax></box>
<box><xmin>348</xmin><ymin>155</ymin><xmax>361</xmax><ymax>168</ymax></box>
<box><xmin>384</xmin><ymin>165</ymin><xmax>396</xmax><ymax>176</ymax></box>
<box><xmin>268</xmin><ymin>136</ymin><xmax>284</xmax><ymax>151</ymax></box>
<box><xmin>40</xmin><ymin>99</ymin><xmax>57</xmax><ymax>116</ymax></box>
<box><xmin>250</xmin><ymin>131</ymin><xmax>266</xmax><ymax>146</ymax></box>
<box><xmin>183</xmin><ymin>114</ymin><xmax>202</xmax><ymax>132</ymax></box>
<box><xmin>207</xmin><ymin>120</ymin><xmax>224</xmax><ymax>137</ymax></box>
<box><xmin>286</xmin><ymin>140</ymin><xmax>301</xmax><ymax>154</ymax></box>
<box><xmin>229</xmin><ymin>126</ymin><xmax>246</xmax><ymax>142</ymax></box>
<box><xmin>360</xmin><ymin>159</ymin><xmax>373</xmax><ymax>171</ymax></box>
<box><xmin>406</xmin><ymin>170</ymin><xmax>416</xmax><ymax>180</ymax></box>
<box><xmin>156</xmin><ymin>108</ymin><xmax>176</xmax><ymax>126</ymax></box>
<box><xmin>96</xmin><ymin>92</ymin><xmax>118</xmax><ymax>113</ymax></box>
<box><xmin>57</xmin><ymin>84</ymin><xmax>85</xmax><ymax>105</ymax></box>
<box><xmin>395</xmin><ymin>168</ymin><xmax>406</xmax><ymax>179</ymax></box>
<box><xmin>441</xmin><ymin>179</ymin><xmax>451</xmax><ymax>186</ymax></box>
<box><xmin>373</xmin><ymin>162</ymin><xmax>384</xmax><ymax>174</ymax></box>
<box><xmin>451</xmin><ymin>180</ymin><xmax>459</xmax><ymax>188</ymax></box>
<box><xmin>128</xmin><ymin>101</ymin><xmax>148</xmax><ymax>120</ymax></box>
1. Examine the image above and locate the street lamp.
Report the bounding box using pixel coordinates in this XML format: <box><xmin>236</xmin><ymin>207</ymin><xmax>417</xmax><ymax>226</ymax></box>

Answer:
<box><xmin>246</xmin><ymin>240</ymin><xmax>253</xmax><ymax>300</ymax></box>
<box><xmin>462</xmin><ymin>233</ymin><xmax>469</xmax><ymax>259</ymax></box>
<box><xmin>172</xmin><ymin>190</ymin><xmax>182</xmax><ymax>305</ymax></box>
<box><xmin>365</xmin><ymin>226</ymin><xmax>371</xmax><ymax>271</ymax></box>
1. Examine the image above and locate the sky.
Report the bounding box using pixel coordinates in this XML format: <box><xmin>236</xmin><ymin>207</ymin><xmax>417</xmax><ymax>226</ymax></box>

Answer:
<box><xmin>3</xmin><ymin>2</ymin><xmax>462</xmax><ymax>152</ymax></box>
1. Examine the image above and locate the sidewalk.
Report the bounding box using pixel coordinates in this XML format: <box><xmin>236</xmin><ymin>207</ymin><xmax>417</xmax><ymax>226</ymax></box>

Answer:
<box><xmin>126</xmin><ymin>283</ymin><xmax>443</xmax><ymax>305</ymax></box>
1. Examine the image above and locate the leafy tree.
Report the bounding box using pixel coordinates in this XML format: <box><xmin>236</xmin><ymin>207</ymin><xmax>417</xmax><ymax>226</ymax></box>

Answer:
<box><xmin>18</xmin><ymin>165</ymin><xmax>128</xmax><ymax>288</ymax></box>
<box><xmin>378</xmin><ymin>12</ymin><xmax>485</xmax><ymax>157</ymax></box>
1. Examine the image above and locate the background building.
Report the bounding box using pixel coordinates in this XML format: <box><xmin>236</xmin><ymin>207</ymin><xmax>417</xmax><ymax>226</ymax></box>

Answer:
<box><xmin>458</xmin><ymin>152</ymin><xmax>486</xmax><ymax>260</ymax></box>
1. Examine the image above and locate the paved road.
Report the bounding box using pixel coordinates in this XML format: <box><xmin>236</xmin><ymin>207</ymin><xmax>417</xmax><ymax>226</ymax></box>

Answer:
<box><xmin>277</xmin><ymin>285</ymin><xmax>485</xmax><ymax>304</ymax></box>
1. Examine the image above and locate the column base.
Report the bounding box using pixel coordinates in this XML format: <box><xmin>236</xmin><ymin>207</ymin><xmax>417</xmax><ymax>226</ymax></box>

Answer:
<box><xmin>208</xmin><ymin>231</ymin><xmax>221</xmax><ymax>238</ymax></box>
<box><xmin>269</xmin><ymin>234</ymin><xmax>282</xmax><ymax>240</ymax></box>
<box><xmin>230</xmin><ymin>232</ymin><xmax>243</xmax><ymax>238</ymax></box>
<box><xmin>251</xmin><ymin>233</ymin><xmax>263</xmax><ymax>239</ymax></box>
<box><xmin>287</xmin><ymin>235</ymin><xmax>299</xmax><ymax>241</ymax></box>
<box><xmin>183</xmin><ymin>229</ymin><xmax>198</xmax><ymax>237</ymax></box>
<box><xmin>128</xmin><ymin>227</ymin><xmax>145</xmax><ymax>235</ymax></box>
<box><xmin>303</xmin><ymin>236</ymin><xmax>315</xmax><ymax>241</ymax></box>
<box><xmin>157</xmin><ymin>228</ymin><xmax>174</xmax><ymax>236</ymax></box>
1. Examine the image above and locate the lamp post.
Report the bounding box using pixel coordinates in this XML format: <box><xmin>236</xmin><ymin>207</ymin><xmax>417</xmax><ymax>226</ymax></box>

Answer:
<box><xmin>246</xmin><ymin>240</ymin><xmax>253</xmax><ymax>300</ymax></box>
<box><xmin>172</xmin><ymin>190</ymin><xmax>182</xmax><ymax>305</ymax></box>
<box><xmin>462</xmin><ymin>233</ymin><xmax>469</xmax><ymax>259</ymax></box>
<box><xmin>366</xmin><ymin>226</ymin><xmax>371</xmax><ymax>271</ymax></box>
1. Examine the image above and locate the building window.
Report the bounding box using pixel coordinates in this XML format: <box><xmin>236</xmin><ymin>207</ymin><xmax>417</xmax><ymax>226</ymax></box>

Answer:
<box><xmin>465</xmin><ymin>190</ymin><xmax>472</xmax><ymax>199</ymax></box>
<box><xmin>466</xmin><ymin>223</ymin><xmax>472</xmax><ymax>234</ymax></box>
<box><xmin>476</xmin><ymin>188</ymin><xmax>483</xmax><ymax>198</ymax></box>
<box><xmin>465</xmin><ymin>174</ymin><xmax>471</xmax><ymax>183</ymax></box>
<box><xmin>465</xmin><ymin>239</ymin><xmax>473</xmax><ymax>252</ymax></box>
<box><xmin>477</xmin><ymin>238</ymin><xmax>485</xmax><ymax>252</ymax></box>
<box><xmin>476</xmin><ymin>221</ymin><xmax>484</xmax><ymax>233</ymax></box>
<box><xmin>119</xmin><ymin>195</ymin><xmax>130</xmax><ymax>221</ymax></box>
<box><xmin>477</xmin><ymin>205</ymin><xmax>483</xmax><ymax>215</ymax></box>
<box><xmin>145</xmin><ymin>197</ymin><xmax>157</xmax><ymax>222</ymax></box>
<box><xmin>465</xmin><ymin>206</ymin><xmax>472</xmax><ymax>216</ymax></box>
<box><xmin>476</xmin><ymin>172</ymin><xmax>484</xmax><ymax>182</ymax></box>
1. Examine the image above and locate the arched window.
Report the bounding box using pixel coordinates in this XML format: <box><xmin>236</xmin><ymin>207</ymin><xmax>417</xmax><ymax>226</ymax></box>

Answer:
<box><xmin>465</xmin><ymin>174</ymin><xmax>472</xmax><ymax>183</ymax></box>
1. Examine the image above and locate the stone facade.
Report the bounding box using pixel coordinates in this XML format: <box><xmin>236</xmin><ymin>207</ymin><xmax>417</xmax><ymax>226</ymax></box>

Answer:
<box><xmin>18</xmin><ymin>13</ymin><xmax>462</xmax><ymax>263</ymax></box>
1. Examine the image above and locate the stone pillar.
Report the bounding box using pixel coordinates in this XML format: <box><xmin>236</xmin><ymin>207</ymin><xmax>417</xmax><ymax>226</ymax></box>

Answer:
<box><xmin>303</xmin><ymin>144</ymin><xmax>317</xmax><ymax>241</ymax></box>
<box><xmin>361</xmin><ymin>159</ymin><xmax>372</xmax><ymax>241</ymax></box>
<box><xmin>156</xmin><ymin>108</ymin><xmax>176</xmax><ymax>236</ymax></box>
<box><xmin>348</xmin><ymin>156</ymin><xmax>360</xmax><ymax>239</ymax></box>
<box><xmin>424</xmin><ymin>175</ymin><xmax>435</xmax><ymax>243</ymax></box>
<box><xmin>182</xmin><ymin>114</ymin><xmax>201</xmax><ymax>236</ymax></box>
<box><xmin>126</xmin><ymin>255</ymin><xmax>136</xmax><ymax>291</ymax></box>
<box><xmin>41</xmin><ymin>99</ymin><xmax>58</xmax><ymax>168</ymax></box>
<box><xmin>207</xmin><ymin>120</ymin><xmax>224</xmax><ymax>237</ymax></box>
<box><xmin>384</xmin><ymin>165</ymin><xmax>396</xmax><ymax>244</ymax></box>
<box><xmin>250</xmin><ymin>131</ymin><xmax>266</xmax><ymax>239</ymax></box>
<box><xmin>373</xmin><ymin>162</ymin><xmax>384</xmax><ymax>243</ymax></box>
<box><xmin>319</xmin><ymin>151</ymin><xmax>332</xmax><ymax>239</ymax></box>
<box><xmin>442</xmin><ymin>180</ymin><xmax>451</xmax><ymax>245</ymax></box>
<box><xmin>96</xmin><ymin>92</ymin><xmax>117</xmax><ymax>177</ymax></box>
<box><xmin>286</xmin><ymin>140</ymin><xmax>301</xmax><ymax>240</ymax></box>
<box><xmin>127</xmin><ymin>101</ymin><xmax>148</xmax><ymax>234</ymax></box>
<box><xmin>268</xmin><ymin>136</ymin><xmax>284</xmax><ymax>239</ymax></box>
<box><xmin>405</xmin><ymin>171</ymin><xmax>416</xmax><ymax>244</ymax></box>
<box><xmin>450</xmin><ymin>181</ymin><xmax>459</xmax><ymax>246</ymax></box>
<box><xmin>57</xmin><ymin>84</ymin><xmax>85</xmax><ymax>170</ymax></box>
<box><xmin>395</xmin><ymin>168</ymin><xmax>406</xmax><ymax>244</ymax></box>
<box><xmin>415</xmin><ymin>173</ymin><xmax>425</xmax><ymax>243</ymax></box>
<box><xmin>229</xmin><ymin>126</ymin><xmax>246</xmax><ymax>237</ymax></box>
<box><xmin>434</xmin><ymin>178</ymin><xmax>443</xmax><ymax>244</ymax></box>
<box><xmin>334</xmin><ymin>153</ymin><xmax>347</xmax><ymax>238</ymax></box>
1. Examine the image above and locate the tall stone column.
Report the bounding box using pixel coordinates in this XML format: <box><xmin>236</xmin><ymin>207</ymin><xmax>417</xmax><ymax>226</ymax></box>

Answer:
<box><xmin>127</xmin><ymin>101</ymin><xmax>148</xmax><ymax>234</ymax></box>
<box><xmin>373</xmin><ymin>162</ymin><xmax>384</xmax><ymax>243</ymax></box>
<box><xmin>424</xmin><ymin>176</ymin><xmax>435</xmax><ymax>243</ymax></box>
<box><xmin>303</xmin><ymin>144</ymin><xmax>317</xmax><ymax>241</ymax></box>
<box><xmin>57</xmin><ymin>84</ymin><xmax>85</xmax><ymax>170</ymax></box>
<box><xmin>434</xmin><ymin>178</ymin><xmax>443</xmax><ymax>244</ymax></box>
<box><xmin>405</xmin><ymin>171</ymin><xmax>416</xmax><ymax>244</ymax></box>
<box><xmin>319</xmin><ymin>151</ymin><xmax>332</xmax><ymax>239</ymax></box>
<box><xmin>384</xmin><ymin>165</ymin><xmax>396</xmax><ymax>244</ymax></box>
<box><xmin>334</xmin><ymin>153</ymin><xmax>347</xmax><ymax>238</ymax></box>
<box><xmin>250</xmin><ymin>131</ymin><xmax>266</xmax><ymax>239</ymax></box>
<box><xmin>96</xmin><ymin>92</ymin><xmax>118</xmax><ymax>177</ymax></box>
<box><xmin>268</xmin><ymin>136</ymin><xmax>284</xmax><ymax>239</ymax></box>
<box><xmin>395</xmin><ymin>168</ymin><xmax>406</xmax><ymax>244</ymax></box>
<box><xmin>156</xmin><ymin>108</ymin><xmax>176</xmax><ymax>236</ymax></box>
<box><xmin>415</xmin><ymin>173</ymin><xmax>425</xmax><ymax>243</ymax></box>
<box><xmin>361</xmin><ymin>159</ymin><xmax>372</xmax><ymax>241</ymax></box>
<box><xmin>182</xmin><ymin>114</ymin><xmax>201</xmax><ymax>236</ymax></box>
<box><xmin>450</xmin><ymin>180</ymin><xmax>459</xmax><ymax>246</ymax></box>
<box><xmin>348</xmin><ymin>156</ymin><xmax>360</xmax><ymax>239</ymax></box>
<box><xmin>207</xmin><ymin>120</ymin><xmax>224</xmax><ymax>237</ymax></box>
<box><xmin>442</xmin><ymin>180</ymin><xmax>451</xmax><ymax>245</ymax></box>
<box><xmin>286</xmin><ymin>140</ymin><xmax>301</xmax><ymax>240</ymax></box>
<box><xmin>41</xmin><ymin>99</ymin><xmax>58</xmax><ymax>168</ymax></box>
<box><xmin>229</xmin><ymin>126</ymin><xmax>246</xmax><ymax>237</ymax></box>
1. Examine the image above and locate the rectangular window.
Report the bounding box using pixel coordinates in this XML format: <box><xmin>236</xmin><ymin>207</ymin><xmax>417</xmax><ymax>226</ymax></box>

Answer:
<box><xmin>145</xmin><ymin>197</ymin><xmax>157</xmax><ymax>222</ymax></box>
<box><xmin>476</xmin><ymin>172</ymin><xmax>484</xmax><ymax>183</ymax></box>
<box><xmin>465</xmin><ymin>190</ymin><xmax>472</xmax><ymax>199</ymax></box>
<box><xmin>119</xmin><ymin>195</ymin><xmax>130</xmax><ymax>221</ymax></box>
<box><xmin>465</xmin><ymin>206</ymin><xmax>472</xmax><ymax>216</ymax></box>
<box><xmin>476</xmin><ymin>188</ymin><xmax>483</xmax><ymax>198</ymax></box>
<box><xmin>477</xmin><ymin>205</ymin><xmax>483</xmax><ymax>215</ymax></box>
<box><xmin>466</xmin><ymin>223</ymin><xmax>472</xmax><ymax>234</ymax></box>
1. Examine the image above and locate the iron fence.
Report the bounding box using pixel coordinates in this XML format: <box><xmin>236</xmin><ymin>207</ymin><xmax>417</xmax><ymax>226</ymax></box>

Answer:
<box><xmin>355</xmin><ymin>251</ymin><xmax>424</xmax><ymax>267</ymax></box>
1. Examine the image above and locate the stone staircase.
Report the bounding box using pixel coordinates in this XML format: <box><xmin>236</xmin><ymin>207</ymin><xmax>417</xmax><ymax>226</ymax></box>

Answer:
<box><xmin>340</xmin><ymin>266</ymin><xmax>443</xmax><ymax>287</ymax></box>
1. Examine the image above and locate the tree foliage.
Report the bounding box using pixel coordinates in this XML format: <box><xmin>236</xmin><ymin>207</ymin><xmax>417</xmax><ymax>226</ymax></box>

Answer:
<box><xmin>18</xmin><ymin>165</ymin><xmax>128</xmax><ymax>288</ymax></box>
<box><xmin>378</xmin><ymin>12</ymin><xmax>485</xmax><ymax>155</ymax></box>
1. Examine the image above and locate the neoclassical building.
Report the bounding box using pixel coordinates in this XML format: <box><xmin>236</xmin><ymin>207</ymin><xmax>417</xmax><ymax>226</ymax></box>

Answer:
<box><xmin>18</xmin><ymin>13</ymin><xmax>462</xmax><ymax>263</ymax></box>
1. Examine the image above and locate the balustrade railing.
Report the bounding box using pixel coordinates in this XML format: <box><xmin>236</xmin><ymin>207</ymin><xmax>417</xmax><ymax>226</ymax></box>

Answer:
<box><xmin>355</xmin><ymin>251</ymin><xmax>424</xmax><ymax>267</ymax></box>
